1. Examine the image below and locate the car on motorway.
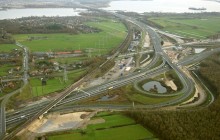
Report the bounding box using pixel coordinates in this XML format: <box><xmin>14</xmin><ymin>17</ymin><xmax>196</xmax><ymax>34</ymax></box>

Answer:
<box><xmin>20</xmin><ymin>115</ymin><xmax>26</xmax><ymax>118</ymax></box>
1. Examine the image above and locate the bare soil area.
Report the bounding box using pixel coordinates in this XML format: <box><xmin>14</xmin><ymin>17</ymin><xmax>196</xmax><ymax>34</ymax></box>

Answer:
<box><xmin>163</xmin><ymin>41</ymin><xmax>173</xmax><ymax>47</ymax></box>
<box><xmin>165</xmin><ymin>80</ymin><xmax>177</xmax><ymax>91</ymax></box>
<box><xmin>16</xmin><ymin>111</ymin><xmax>100</xmax><ymax>140</ymax></box>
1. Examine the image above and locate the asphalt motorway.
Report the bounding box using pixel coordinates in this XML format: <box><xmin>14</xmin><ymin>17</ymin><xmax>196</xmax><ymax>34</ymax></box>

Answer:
<box><xmin>0</xmin><ymin>101</ymin><xmax>5</xmax><ymax>139</ymax></box>
<box><xmin>3</xmin><ymin>10</ymin><xmax>219</xmax><ymax>139</ymax></box>
<box><xmin>121</xmin><ymin>14</ymin><xmax>194</xmax><ymax>105</ymax></box>
<box><xmin>7</xmin><ymin>48</ymin><xmax>220</xmax><ymax>123</ymax></box>
<box><xmin>3</xmin><ymin>13</ymin><xmax>167</xmax><ymax>139</ymax></box>
<box><xmin>5</xmin><ymin>46</ymin><xmax>220</xmax><ymax>127</ymax></box>
<box><xmin>0</xmin><ymin>42</ymin><xmax>29</xmax><ymax>139</ymax></box>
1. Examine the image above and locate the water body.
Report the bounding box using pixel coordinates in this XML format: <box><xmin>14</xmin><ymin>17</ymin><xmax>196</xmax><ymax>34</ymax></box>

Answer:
<box><xmin>103</xmin><ymin>0</ymin><xmax>220</xmax><ymax>13</ymax></box>
<box><xmin>0</xmin><ymin>8</ymin><xmax>87</xmax><ymax>20</ymax></box>
<box><xmin>142</xmin><ymin>81</ymin><xmax>167</xmax><ymax>94</ymax></box>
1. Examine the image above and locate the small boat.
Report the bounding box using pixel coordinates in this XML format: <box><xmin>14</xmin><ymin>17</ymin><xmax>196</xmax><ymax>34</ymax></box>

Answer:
<box><xmin>189</xmin><ymin>7</ymin><xmax>206</xmax><ymax>10</ymax></box>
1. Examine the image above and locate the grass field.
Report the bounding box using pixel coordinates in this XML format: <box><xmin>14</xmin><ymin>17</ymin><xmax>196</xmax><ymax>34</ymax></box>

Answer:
<box><xmin>13</xmin><ymin>20</ymin><xmax>127</xmax><ymax>54</ymax></box>
<box><xmin>29</xmin><ymin>69</ymin><xmax>86</xmax><ymax>97</ymax></box>
<box><xmin>88</xmin><ymin>114</ymin><xmax>135</xmax><ymax>130</ymax></box>
<box><xmin>148</xmin><ymin>16</ymin><xmax>220</xmax><ymax>39</ymax></box>
<box><xmin>0</xmin><ymin>64</ymin><xmax>16</xmax><ymax>76</ymax></box>
<box><xmin>51</xmin><ymin>56</ymin><xmax>87</xmax><ymax>64</ymax></box>
<box><xmin>0</xmin><ymin>44</ymin><xmax>18</xmax><ymax>52</ymax></box>
<box><xmin>126</xmin><ymin>93</ymin><xmax>179</xmax><ymax>104</ymax></box>
<box><xmin>47</xmin><ymin>113</ymin><xmax>156</xmax><ymax>140</ymax></box>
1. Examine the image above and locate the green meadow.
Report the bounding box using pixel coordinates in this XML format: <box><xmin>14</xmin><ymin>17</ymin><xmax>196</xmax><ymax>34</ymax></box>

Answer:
<box><xmin>0</xmin><ymin>44</ymin><xmax>18</xmax><ymax>52</ymax></box>
<box><xmin>51</xmin><ymin>56</ymin><xmax>87</xmax><ymax>64</ymax></box>
<box><xmin>13</xmin><ymin>20</ymin><xmax>127</xmax><ymax>54</ymax></box>
<box><xmin>29</xmin><ymin>69</ymin><xmax>86</xmax><ymax>97</ymax></box>
<box><xmin>126</xmin><ymin>93</ymin><xmax>179</xmax><ymax>104</ymax></box>
<box><xmin>47</xmin><ymin>113</ymin><xmax>157</xmax><ymax>140</ymax></box>
<box><xmin>148</xmin><ymin>16</ymin><xmax>220</xmax><ymax>39</ymax></box>
<box><xmin>0</xmin><ymin>64</ymin><xmax>16</xmax><ymax>76</ymax></box>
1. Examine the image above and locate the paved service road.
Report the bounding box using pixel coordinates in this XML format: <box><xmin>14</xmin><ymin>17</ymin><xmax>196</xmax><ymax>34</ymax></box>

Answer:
<box><xmin>3</xmin><ymin>8</ymin><xmax>219</xmax><ymax>140</ymax></box>
<box><xmin>0</xmin><ymin>42</ymin><xmax>29</xmax><ymax>139</ymax></box>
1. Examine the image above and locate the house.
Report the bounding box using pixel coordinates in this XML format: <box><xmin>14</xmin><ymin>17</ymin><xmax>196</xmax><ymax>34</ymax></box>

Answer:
<box><xmin>74</xmin><ymin>50</ymin><xmax>82</xmax><ymax>54</ymax></box>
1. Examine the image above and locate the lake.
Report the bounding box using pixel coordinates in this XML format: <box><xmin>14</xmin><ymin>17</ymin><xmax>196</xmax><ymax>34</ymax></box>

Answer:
<box><xmin>0</xmin><ymin>8</ymin><xmax>87</xmax><ymax>20</ymax></box>
<box><xmin>1</xmin><ymin>1</ymin><xmax>220</xmax><ymax>19</ymax></box>
<box><xmin>103</xmin><ymin>0</ymin><xmax>220</xmax><ymax>13</ymax></box>
<box><xmin>142</xmin><ymin>81</ymin><xmax>167</xmax><ymax>94</ymax></box>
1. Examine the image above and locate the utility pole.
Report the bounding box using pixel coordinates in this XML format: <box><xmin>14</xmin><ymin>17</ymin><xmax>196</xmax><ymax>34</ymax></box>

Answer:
<box><xmin>102</xmin><ymin>38</ymin><xmax>105</xmax><ymax>48</ymax></box>
<box><xmin>98</xmin><ymin>12</ymin><xmax>100</xmax><ymax>24</ymax></box>
<box><xmin>164</xmin><ymin>72</ymin><xmax>167</xmax><ymax>80</ymax></box>
<box><xmin>0</xmin><ymin>78</ymin><xmax>2</xmax><ymax>93</ymax></box>
<box><xmin>35</xmin><ymin>87</ymin><xmax>38</xmax><ymax>100</ymax></box>
<box><xmin>1</xmin><ymin>28</ymin><xmax>4</xmax><ymax>38</ymax></box>
<box><xmin>135</xmin><ymin>45</ymin><xmax>140</xmax><ymax>68</ymax></box>
<box><xmin>98</xmin><ymin>43</ymin><xmax>101</xmax><ymax>56</ymax></box>
<box><xmin>63</xmin><ymin>65</ymin><xmax>68</xmax><ymax>83</ymax></box>
<box><xmin>88</xmin><ymin>48</ymin><xmax>92</xmax><ymax>58</ymax></box>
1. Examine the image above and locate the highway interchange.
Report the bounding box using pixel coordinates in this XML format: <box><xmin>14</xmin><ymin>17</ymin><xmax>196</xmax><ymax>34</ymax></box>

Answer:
<box><xmin>1</xmin><ymin>8</ymin><xmax>220</xmax><ymax>140</ymax></box>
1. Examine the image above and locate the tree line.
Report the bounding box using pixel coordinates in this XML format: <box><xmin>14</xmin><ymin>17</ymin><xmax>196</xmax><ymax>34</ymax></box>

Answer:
<box><xmin>0</xmin><ymin>16</ymin><xmax>101</xmax><ymax>35</ymax></box>
<box><xmin>126</xmin><ymin>53</ymin><xmax>220</xmax><ymax>140</ymax></box>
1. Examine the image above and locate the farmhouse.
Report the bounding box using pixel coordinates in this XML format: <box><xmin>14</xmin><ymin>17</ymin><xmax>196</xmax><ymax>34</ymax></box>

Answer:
<box><xmin>54</xmin><ymin>51</ymin><xmax>83</xmax><ymax>58</ymax></box>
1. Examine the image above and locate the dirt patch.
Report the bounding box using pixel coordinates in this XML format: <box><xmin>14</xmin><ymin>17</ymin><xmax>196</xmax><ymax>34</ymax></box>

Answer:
<box><xmin>36</xmin><ymin>112</ymin><xmax>90</xmax><ymax>133</ymax></box>
<box><xmin>28</xmin><ymin>117</ymin><xmax>47</xmax><ymax>133</ymax></box>
<box><xmin>165</xmin><ymin>80</ymin><xmax>177</xmax><ymax>91</ymax></box>
<box><xmin>23</xmin><ymin>112</ymin><xmax>91</xmax><ymax>135</ymax></box>
<box><xmin>181</xmin><ymin>87</ymin><xmax>199</xmax><ymax>104</ymax></box>
<box><xmin>163</xmin><ymin>41</ymin><xmax>173</xmax><ymax>47</ymax></box>
<box><xmin>143</xmin><ymin>33</ymin><xmax>150</xmax><ymax>48</ymax></box>
<box><xmin>16</xmin><ymin>111</ymin><xmax>99</xmax><ymax>140</ymax></box>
